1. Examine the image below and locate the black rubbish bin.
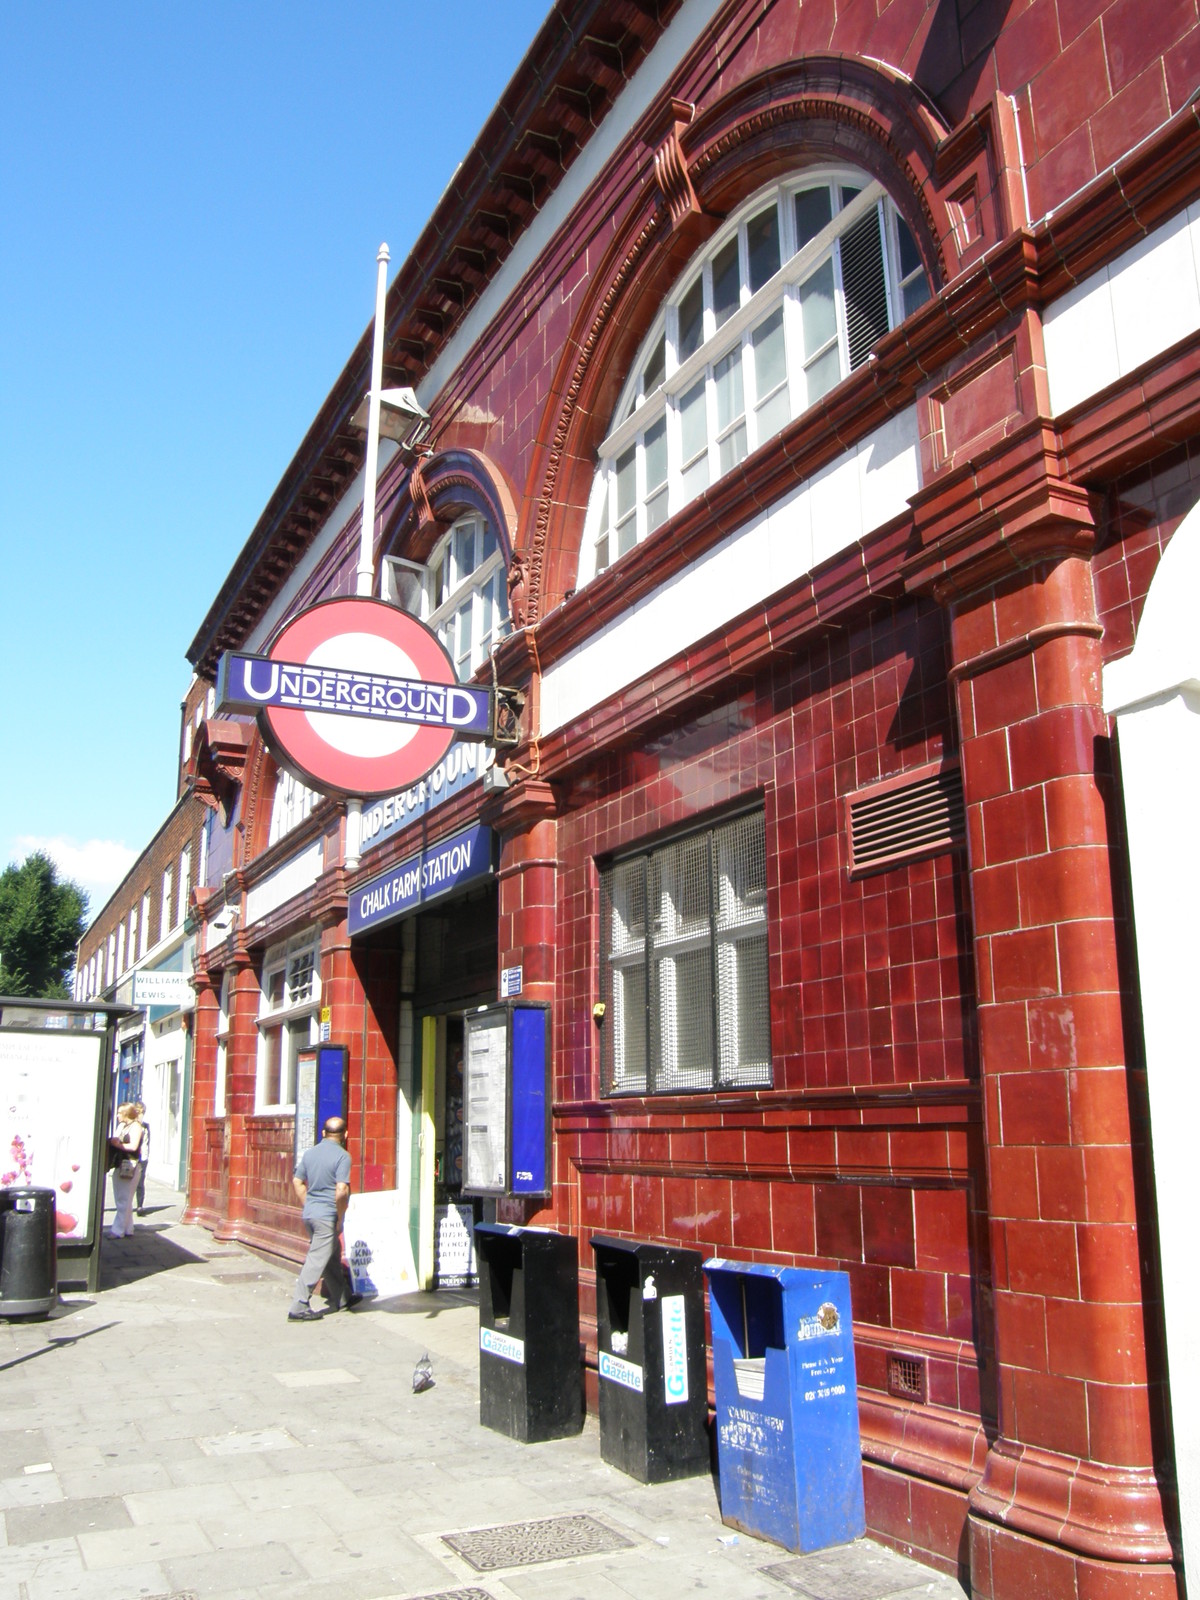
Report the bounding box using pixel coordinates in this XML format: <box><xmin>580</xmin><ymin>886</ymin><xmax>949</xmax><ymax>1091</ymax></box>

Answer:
<box><xmin>0</xmin><ymin>1187</ymin><xmax>57</xmax><ymax>1319</ymax></box>
<box><xmin>591</xmin><ymin>1235</ymin><xmax>709</xmax><ymax>1483</ymax></box>
<box><xmin>475</xmin><ymin>1223</ymin><xmax>583</xmax><ymax>1443</ymax></box>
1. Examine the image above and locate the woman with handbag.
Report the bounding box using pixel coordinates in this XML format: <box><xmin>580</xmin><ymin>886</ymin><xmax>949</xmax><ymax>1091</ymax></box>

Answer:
<box><xmin>109</xmin><ymin>1103</ymin><xmax>145</xmax><ymax>1239</ymax></box>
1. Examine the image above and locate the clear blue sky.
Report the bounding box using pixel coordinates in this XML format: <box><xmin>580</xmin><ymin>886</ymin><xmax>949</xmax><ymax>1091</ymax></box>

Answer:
<box><xmin>0</xmin><ymin>0</ymin><xmax>552</xmax><ymax>921</ymax></box>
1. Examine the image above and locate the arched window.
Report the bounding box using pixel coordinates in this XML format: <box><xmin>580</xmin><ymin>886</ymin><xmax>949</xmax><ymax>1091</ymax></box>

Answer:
<box><xmin>385</xmin><ymin>511</ymin><xmax>509</xmax><ymax>680</ymax></box>
<box><xmin>580</xmin><ymin>168</ymin><xmax>930</xmax><ymax>583</ymax></box>
<box><xmin>269</xmin><ymin>767</ymin><xmax>315</xmax><ymax>846</ymax></box>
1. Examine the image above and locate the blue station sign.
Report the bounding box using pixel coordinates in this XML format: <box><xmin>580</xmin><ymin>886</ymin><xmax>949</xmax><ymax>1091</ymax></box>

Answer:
<box><xmin>349</xmin><ymin>824</ymin><xmax>495</xmax><ymax>936</ymax></box>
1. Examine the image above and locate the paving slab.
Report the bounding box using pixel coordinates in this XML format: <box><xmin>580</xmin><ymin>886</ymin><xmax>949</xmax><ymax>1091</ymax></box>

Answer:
<box><xmin>0</xmin><ymin>1182</ymin><xmax>970</xmax><ymax>1600</ymax></box>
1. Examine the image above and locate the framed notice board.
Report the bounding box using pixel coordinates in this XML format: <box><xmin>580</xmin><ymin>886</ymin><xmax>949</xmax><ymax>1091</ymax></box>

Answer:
<box><xmin>462</xmin><ymin>1001</ymin><xmax>550</xmax><ymax>1199</ymax></box>
<box><xmin>293</xmin><ymin>1043</ymin><xmax>349</xmax><ymax>1164</ymax></box>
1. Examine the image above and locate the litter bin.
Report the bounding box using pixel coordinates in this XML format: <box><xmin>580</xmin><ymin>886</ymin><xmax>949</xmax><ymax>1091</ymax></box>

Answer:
<box><xmin>705</xmin><ymin>1259</ymin><xmax>865</xmax><ymax>1553</ymax></box>
<box><xmin>0</xmin><ymin>1188</ymin><xmax>57</xmax><ymax>1319</ymax></box>
<box><xmin>475</xmin><ymin>1223</ymin><xmax>582</xmax><ymax>1442</ymax></box>
<box><xmin>590</xmin><ymin>1235</ymin><xmax>709</xmax><ymax>1483</ymax></box>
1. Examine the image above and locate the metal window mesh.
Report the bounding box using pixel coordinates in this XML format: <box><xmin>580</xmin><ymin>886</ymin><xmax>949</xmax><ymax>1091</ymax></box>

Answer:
<box><xmin>600</xmin><ymin>811</ymin><xmax>770</xmax><ymax>1097</ymax></box>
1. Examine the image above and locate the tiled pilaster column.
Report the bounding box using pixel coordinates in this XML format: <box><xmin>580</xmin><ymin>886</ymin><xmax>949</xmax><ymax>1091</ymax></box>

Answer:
<box><xmin>214</xmin><ymin>948</ymin><xmax>259</xmax><ymax>1239</ymax></box>
<box><xmin>183</xmin><ymin>964</ymin><xmax>219</xmax><ymax>1225</ymax></box>
<box><xmin>939</xmin><ymin>540</ymin><xmax>1174</xmax><ymax>1597</ymax></box>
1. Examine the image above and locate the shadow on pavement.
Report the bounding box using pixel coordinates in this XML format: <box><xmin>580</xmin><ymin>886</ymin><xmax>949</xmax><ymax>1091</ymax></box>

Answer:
<box><xmin>0</xmin><ymin>1321</ymin><xmax>119</xmax><ymax>1371</ymax></box>
<box><xmin>98</xmin><ymin>1227</ymin><xmax>208</xmax><ymax>1290</ymax></box>
<box><xmin>366</xmin><ymin>1286</ymin><xmax>479</xmax><ymax>1317</ymax></box>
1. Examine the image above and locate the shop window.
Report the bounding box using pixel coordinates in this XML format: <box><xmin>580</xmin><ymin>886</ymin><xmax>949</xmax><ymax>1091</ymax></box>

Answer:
<box><xmin>385</xmin><ymin>512</ymin><xmax>509</xmax><ymax>681</ymax></box>
<box><xmin>580</xmin><ymin>168</ymin><xmax>930</xmax><ymax>582</ymax></box>
<box><xmin>599</xmin><ymin>809</ymin><xmax>770</xmax><ymax>1096</ymax></box>
<box><xmin>268</xmin><ymin>767</ymin><xmax>316</xmax><ymax>846</ymax></box>
<box><xmin>256</xmin><ymin>936</ymin><xmax>319</xmax><ymax>1112</ymax></box>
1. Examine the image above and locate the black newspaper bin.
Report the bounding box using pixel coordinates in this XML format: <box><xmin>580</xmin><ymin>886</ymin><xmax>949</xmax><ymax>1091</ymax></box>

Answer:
<box><xmin>0</xmin><ymin>1188</ymin><xmax>57</xmax><ymax>1318</ymax></box>
<box><xmin>475</xmin><ymin>1223</ymin><xmax>583</xmax><ymax>1442</ymax></box>
<box><xmin>590</xmin><ymin>1235</ymin><xmax>709</xmax><ymax>1482</ymax></box>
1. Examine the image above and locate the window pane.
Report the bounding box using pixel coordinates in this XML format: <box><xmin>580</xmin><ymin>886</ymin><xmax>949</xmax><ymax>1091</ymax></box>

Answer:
<box><xmin>714</xmin><ymin>348</ymin><xmax>744</xmax><ymax>433</ymax></box>
<box><xmin>457</xmin><ymin>597</ymin><xmax>473</xmax><ymax>660</ymax></box>
<box><xmin>897</xmin><ymin>217</ymin><xmax>923</xmax><ymax>281</ymax></box>
<box><xmin>747</xmin><ymin>204</ymin><xmax>781</xmax><ymax>292</ymax></box>
<box><xmin>680</xmin><ymin>453</ymin><xmax>709</xmax><ymax>498</ymax></box>
<box><xmin>795</xmin><ymin>186</ymin><xmax>833</xmax><ymax>250</ymax></box>
<box><xmin>839</xmin><ymin>184</ymin><xmax>861</xmax><ymax>208</ymax></box>
<box><xmin>805</xmin><ymin>343</ymin><xmax>842</xmax><ymax>403</ymax></box>
<box><xmin>615</xmin><ymin>445</ymin><xmax>637</xmax><ymax>521</ymax></box>
<box><xmin>262</xmin><ymin>1026</ymin><xmax>282</xmax><ymax>1104</ymax></box>
<box><xmin>712</xmin><ymin>235</ymin><xmax>740</xmax><ymax>328</ymax></box>
<box><xmin>679</xmin><ymin>377</ymin><xmax>708</xmax><ymax>465</ymax></box>
<box><xmin>800</xmin><ymin>258</ymin><xmax>837</xmax><ymax>353</ymax></box>
<box><xmin>481</xmin><ymin>521</ymin><xmax>497</xmax><ymax>564</ymax></box>
<box><xmin>719</xmin><ymin>423</ymin><xmax>748</xmax><ymax>474</ymax></box>
<box><xmin>616</xmin><ymin>962</ymin><xmax>647</xmax><ymax>1088</ymax></box>
<box><xmin>903</xmin><ymin>273</ymin><xmax>931</xmax><ymax>318</ymax></box>
<box><xmin>645</xmin><ymin>486</ymin><xmax>669</xmax><ymax>535</ymax></box>
<box><xmin>677</xmin><ymin>276</ymin><xmax>704</xmax><ymax>361</ymax></box>
<box><xmin>453</xmin><ymin>521</ymin><xmax>477</xmax><ymax>581</ymax></box>
<box><xmin>751</xmin><ymin>307</ymin><xmax>787</xmax><ymax>399</ymax></box>
<box><xmin>755</xmin><ymin>384</ymin><xmax>791</xmax><ymax>441</ymax></box>
<box><xmin>644</xmin><ymin>415</ymin><xmax>667</xmax><ymax>493</ymax></box>
<box><xmin>642</xmin><ymin>332</ymin><xmax>666</xmax><ymax>394</ymax></box>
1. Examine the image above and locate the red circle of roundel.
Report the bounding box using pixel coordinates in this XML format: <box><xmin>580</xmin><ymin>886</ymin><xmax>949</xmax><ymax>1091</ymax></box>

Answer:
<box><xmin>259</xmin><ymin>597</ymin><xmax>460</xmax><ymax>799</ymax></box>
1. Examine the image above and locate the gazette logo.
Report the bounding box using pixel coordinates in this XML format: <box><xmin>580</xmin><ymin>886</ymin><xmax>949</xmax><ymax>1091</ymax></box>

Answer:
<box><xmin>216</xmin><ymin>597</ymin><xmax>491</xmax><ymax>799</ymax></box>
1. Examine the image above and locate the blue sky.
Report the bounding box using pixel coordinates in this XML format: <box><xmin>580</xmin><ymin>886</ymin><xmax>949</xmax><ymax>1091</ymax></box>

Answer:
<box><xmin>0</xmin><ymin>1</ymin><xmax>551</xmax><ymax>920</ymax></box>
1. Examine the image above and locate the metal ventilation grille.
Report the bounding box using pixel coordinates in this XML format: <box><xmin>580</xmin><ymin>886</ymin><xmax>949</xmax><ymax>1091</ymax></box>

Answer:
<box><xmin>841</xmin><ymin>208</ymin><xmax>890</xmax><ymax>370</ymax></box>
<box><xmin>887</xmin><ymin>1351</ymin><xmax>928</xmax><ymax>1404</ymax></box>
<box><xmin>846</xmin><ymin>764</ymin><xmax>965</xmax><ymax>877</ymax></box>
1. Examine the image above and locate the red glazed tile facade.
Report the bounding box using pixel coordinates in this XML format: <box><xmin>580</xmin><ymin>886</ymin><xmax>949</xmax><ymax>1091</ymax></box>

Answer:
<box><xmin>176</xmin><ymin>1</ymin><xmax>1200</xmax><ymax>1595</ymax></box>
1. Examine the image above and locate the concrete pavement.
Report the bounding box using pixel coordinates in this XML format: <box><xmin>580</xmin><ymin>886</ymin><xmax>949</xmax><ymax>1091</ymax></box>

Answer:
<box><xmin>0</xmin><ymin>1182</ymin><xmax>969</xmax><ymax>1600</ymax></box>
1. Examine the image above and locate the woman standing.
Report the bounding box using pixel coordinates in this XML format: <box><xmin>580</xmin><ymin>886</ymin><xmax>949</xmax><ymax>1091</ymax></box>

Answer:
<box><xmin>109</xmin><ymin>1103</ymin><xmax>145</xmax><ymax>1239</ymax></box>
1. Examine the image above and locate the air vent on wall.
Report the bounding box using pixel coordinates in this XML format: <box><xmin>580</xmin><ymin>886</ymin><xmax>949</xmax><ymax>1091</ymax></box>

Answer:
<box><xmin>887</xmin><ymin>1351</ymin><xmax>928</xmax><ymax>1404</ymax></box>
<box><xmin>846</xmin><ymin>762</ymin><xmax>965</xmax><ymax>878</ymax></box>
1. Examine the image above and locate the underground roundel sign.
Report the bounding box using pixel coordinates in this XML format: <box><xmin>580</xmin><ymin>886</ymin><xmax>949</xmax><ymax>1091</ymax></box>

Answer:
<box><xmin>215</xmin><ymin>597</ymin><xmax>492</xmax><ymax>799</ymax></box>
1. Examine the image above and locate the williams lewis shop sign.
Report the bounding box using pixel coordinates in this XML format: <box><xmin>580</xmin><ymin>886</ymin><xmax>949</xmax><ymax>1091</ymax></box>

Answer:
<box><xmin>349</xmin><ymin>824</ymin><xmax>495</xmax><ymax>935</ymax></box>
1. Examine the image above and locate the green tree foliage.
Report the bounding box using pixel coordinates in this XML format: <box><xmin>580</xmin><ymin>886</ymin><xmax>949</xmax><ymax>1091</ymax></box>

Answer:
<box><xmin>0</xmin><ymin>852</ymin><xmax>89</xmax><ymax>999</ymax></box>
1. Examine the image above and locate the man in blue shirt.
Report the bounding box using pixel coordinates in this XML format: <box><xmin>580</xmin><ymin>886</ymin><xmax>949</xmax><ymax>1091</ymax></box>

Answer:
<box><xmin>288</xmin><ymin>1117</ymin><xmax>354</xmax><ymax>1321</ymax></box>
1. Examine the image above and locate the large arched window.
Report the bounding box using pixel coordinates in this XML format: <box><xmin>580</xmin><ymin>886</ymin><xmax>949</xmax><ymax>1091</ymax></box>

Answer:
<box><xmin>579</xmin><ymin>167</ymin><xmax>930</xmax><ymax>583</ymax></box>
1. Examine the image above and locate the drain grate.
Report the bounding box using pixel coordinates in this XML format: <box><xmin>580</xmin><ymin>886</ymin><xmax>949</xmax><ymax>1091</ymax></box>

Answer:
<box><xmin>442</xmin><ymin>1513</ymin><xmax>635</xmax><ymax>1572</ymax></box>
<box><xmin>410</xmin><ymin>1590</ymin><xmax>495</xmax><ymax>1600</ymax></box>
<box><xmin>210</xmin><ymin>1271</ymin><xmax>273</xmax><ymax>1283</ymax></box>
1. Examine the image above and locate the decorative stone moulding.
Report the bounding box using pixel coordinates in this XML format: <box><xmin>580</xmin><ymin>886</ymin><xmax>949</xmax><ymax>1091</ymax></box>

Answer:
<box><xmin>186</xmin><ymin>718</ymin><xmax>252</xmax><ymax>827</ymax></box>
<box><xmin>381</xmin><ymin>447</ymin><xmax>519</xmax><ymax>570</ymax></box>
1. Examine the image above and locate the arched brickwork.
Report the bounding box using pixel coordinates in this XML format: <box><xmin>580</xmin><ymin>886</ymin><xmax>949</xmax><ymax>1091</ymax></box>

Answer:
<box><xmin>381</xmin><ymin>447</ymin><xmax>519</xmax><ymax>567</ymax></box>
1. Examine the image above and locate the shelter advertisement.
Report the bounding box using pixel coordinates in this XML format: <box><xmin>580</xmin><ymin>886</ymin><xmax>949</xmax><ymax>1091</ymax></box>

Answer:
<box><xmin>0</xmin><ymin>1029</ymin><xmax>105</xmax><ymax>1240</ymax></box>
<box><xmin>344</xmin><ymin>1189</ymin><xmax>419</xmax><ymax>1298</ymax></box>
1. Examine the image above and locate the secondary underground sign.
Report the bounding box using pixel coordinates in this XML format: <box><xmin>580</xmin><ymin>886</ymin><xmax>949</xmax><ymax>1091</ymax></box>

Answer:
<box><xmin>216</xmin><ymin>597</ymin><xmax>494</xmax><ymax>799</ymax></box>
<box><xmin>348</xmin><ymin>824</ymin><xmax>494</xmax><ymax>935</ymax></box>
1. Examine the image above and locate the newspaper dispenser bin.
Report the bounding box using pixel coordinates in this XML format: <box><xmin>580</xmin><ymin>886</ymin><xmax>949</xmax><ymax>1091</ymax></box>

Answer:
<box><xmin>705</xmin><ymin>1259</ymin><xmax>865</xmax><ymax>1552</ymax></box>
<box><xmin>475</xmin><ymin>1223</ymin><xmax>582</xmax><ymax>1442</ymax></box>
<box><xmin>590</xmin><ymin>1235</ymin><xmax>709</xmax><ymax>1482</ymax></box>
<box><xmin>0</xmin><ymin>1187</ymin><xmax>57</xmax><ymax>1319</ymax></box>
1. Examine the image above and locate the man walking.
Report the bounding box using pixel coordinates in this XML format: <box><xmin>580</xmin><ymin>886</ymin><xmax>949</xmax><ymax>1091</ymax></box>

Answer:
<box><xmin>288</xmin><ymin>1116</ymin><xmax>354</xmax><ymax>1322</ymax></box>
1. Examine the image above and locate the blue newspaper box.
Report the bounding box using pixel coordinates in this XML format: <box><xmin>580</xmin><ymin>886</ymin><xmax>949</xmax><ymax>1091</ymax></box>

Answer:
<box><xmin>705</xmin><ymin>1260</ymin><xmax>865</xmax><ymax>1553</ymax></box>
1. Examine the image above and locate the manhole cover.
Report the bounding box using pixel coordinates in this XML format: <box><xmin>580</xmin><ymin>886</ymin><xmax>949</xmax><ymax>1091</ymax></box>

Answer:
<box><xmin>442</xmin><ymin>1514</ymin><xmax>635</xmax><ymax>1572</ymax></box>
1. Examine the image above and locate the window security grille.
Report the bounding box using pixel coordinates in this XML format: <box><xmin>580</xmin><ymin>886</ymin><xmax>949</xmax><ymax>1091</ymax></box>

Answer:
<box><xmin>846</xmin><ymin>763</ymin><xmax>965</xmax><ymax>877</ymax></box>
<box><xmin>600</xmin><ymin>810</ymin><xmax>770</xmax><ymax>1096</ymax></box>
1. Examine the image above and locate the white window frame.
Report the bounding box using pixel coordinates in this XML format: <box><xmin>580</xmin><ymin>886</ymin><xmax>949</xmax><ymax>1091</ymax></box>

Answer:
<box><xmin>161</xmin><ymin>867</ymin><xmax>173</xmax><ymax>940</ymax></box>
<box><xmin>255</xmin><ymin>934</ymin><xmax>320</xmax><ymax>1113</ymax></box>
<box><xmin>177</xmin><ymin>847</ymin><xmax>190</xmax><ymax>927</ymax></box>
<box><xmin>580</xmin><ymin>167</ymin><xmax>931</xmax><ymax>584</ymax></box>
<box><xmin>600</xmin><ymin>810</ymin><xmax>770</xmax><ymax>1096</ymax></box>
<box><xmin>269</xmin><ymin>768</ymin><xmax>316</xmax><ymax>846</ymax></box>
<box><xmin>139</xmin><ymin>892</ymin><xmax>150</xmax><ymax>958</ymax></box>
<box><xmin>416</xmin><ymin>513</ymin><xmax>510</xmax><ymax>681</ymax></box>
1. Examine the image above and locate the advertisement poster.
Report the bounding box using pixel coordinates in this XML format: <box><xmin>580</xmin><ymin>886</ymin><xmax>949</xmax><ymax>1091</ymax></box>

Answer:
<box><xmin>464</xmin><ymin>1010</ymin><xmax>508</xmax><ymax>1193</ymax></box>
<box><xmin>434</xmin><ymin>1202</ymin><xmax>477</xmax><ymax>1289</ymax></box>
<box><xmin>344</xmin><ymin>1189</ymin><xmax>419</xmax><ymax>1298</ymax></box>
<box><xmin>0</xmin><ymin>1030</ymin><xmax>105</xmax><ymax>1240</ymax></box>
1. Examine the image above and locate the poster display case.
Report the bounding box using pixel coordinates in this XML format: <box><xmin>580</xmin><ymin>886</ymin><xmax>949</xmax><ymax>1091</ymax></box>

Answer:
<box><xmin>462</xmin><ymin>1002</ymin><xmax>550</xmax><ymax>1199</ymax></box>
<box><xmin>0</xmin><ymin>998</ymin><xmax>132</xmax><ymax>1292</ymax></box>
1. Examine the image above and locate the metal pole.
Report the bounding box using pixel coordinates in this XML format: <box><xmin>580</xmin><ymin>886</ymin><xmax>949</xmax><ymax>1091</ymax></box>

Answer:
<box><xmin>356</xmin><ymin>242</ymin><xmax>390</xmax><ymax>598</ymax></box>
